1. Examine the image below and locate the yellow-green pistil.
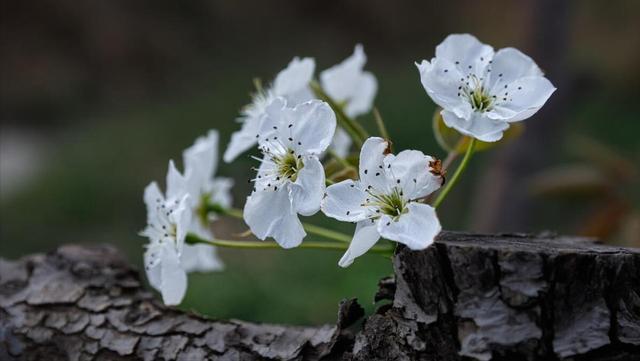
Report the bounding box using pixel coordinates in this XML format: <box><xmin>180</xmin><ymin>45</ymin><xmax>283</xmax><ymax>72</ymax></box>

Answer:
<box><xmin>370</xmin><ymin>187</ymin><xmax>408</xmax><ymax>218</ymax></box>
<box><xmin>469</xmin><ymin>87</ymin><xmax>494</xmax><ymax>112</ymax></box>
<box><xmin>275</xmin><ymin>150</ymin><xmax>304</xmax><ymax>182</ymax></box>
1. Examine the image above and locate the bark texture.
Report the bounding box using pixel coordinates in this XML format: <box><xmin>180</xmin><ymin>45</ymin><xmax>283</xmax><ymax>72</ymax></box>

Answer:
<box><xmin>1</xmin><ymin>232</ymin><xmax>639</xmax><ymax>360</ymax></box>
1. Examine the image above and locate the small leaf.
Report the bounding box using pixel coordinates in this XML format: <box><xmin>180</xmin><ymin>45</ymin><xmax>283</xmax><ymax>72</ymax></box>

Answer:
<box><xmin>432</xmin><ymin>108</ymin><xmax>524</xmax><ymax>154</ymax></box>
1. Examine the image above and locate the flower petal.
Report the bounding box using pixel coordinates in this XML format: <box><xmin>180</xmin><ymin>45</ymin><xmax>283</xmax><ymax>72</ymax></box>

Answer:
<box><xmin>289</xmin><ymin>100</ymin><xmax>337</xmax><ymax>155</ymax></box>
<box><xmin>487</xmin><ymin>48</ymin><xmax>542</xmax><ymax>89</ymax></box>
<box><xmin>273</xmin><ymin>57</ymin><xmax>315</xmax><ymax>104</ymax></box>
<box><xmin>171</xmin><ymin>194</ymin><xmax>192</xmax><ymax>251</ymax></box>
<box><xmin>416</xmin><ymin>58</ymin><xmax>470</xmax><ymax>117</ymax></box>
<box><xmin>181</xmin><ymin>243</ymin><xmax>224</xmax><ymax>273</ymax></box>
<box><xmin>329</xmin><ymin>127</ymin><xmax>352</xmax><ymax>158</ymax></box>
<box><xmin>338</xmin><ymin>220</ymin><xmax>381</xmax><ymax>267</ymax></box>
<box><xmin>159</xmin><ymin>244</ymin><xmax>188</xmax><ymax>305</ymax></box>
<box><xmin>489</xmin><ymin>76</ymin><xmax>556</xmax><ymax>122</ymax></box>
<box><xmin>244</xmin><ymin>187</ymin><xmax>306</xmax><ymax>248</ymax></box>
<box><xmin>435</xmin><ymin>34</ymin><xmax>494</xmax><ymax>68</ymax></box>
<box><xmin>378</xmin><ymin>203</ymin><xmax>440</xmax><ymax>250</ymax></box>
<box><xmin>385</xmin><ymin>150</ymin><xmax>442</xmax><ymax>199</ymax></box>
<box><xmin>292</xmin><ymin>156</ymin><xmax>325</xmax><ymax>216</ymax></box>
<box><xmin>166</xmin><ymin>160</ymin><xmax>188</xmax><ymax>199</ymax></box>
<box><xmin>209</xmin><ymin>177</ymin><xmax>234</xmax><ymax>209</ymax></box>
<box><xmin>144</xmin><ymin>181</ymin><xmax>164</xmax><ymax>219</ymax></box>
<box><xmin>184</xmin><ymin>130</ymin><xmax>219</xmax><ymax>192</ymax></box>
<box><xmin>345</xmin><ymin>71</ymin><xmax>378</xmax><ymax>117</ymax></box>
<box><xmin>441</xmin><ymin>109</ymin><xmax>510</xmax><ymax>142</ymax></box>
<box><xmin>223</xmin><ymin>113</ymin><xmax>263</xmax><ymax>163</ymax></box>
<box><xmin>321</xmin><ymin>44</ymin><xmax>367</xmax><ymax>101</ymax></box>
<box><xmin>322</xmin><ymin>179</ymin><xmax>371</xmax><ymax>222</ymax></box>
<box><xmin>359</xmin><ymin>137</ymin><xmax>391</xmax><ymax>192</ymax></box>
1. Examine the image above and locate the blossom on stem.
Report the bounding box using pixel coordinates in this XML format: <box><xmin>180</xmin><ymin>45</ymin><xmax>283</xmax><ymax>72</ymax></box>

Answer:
<box><xmin>321</xmin><ymin>137</ymin><xmax>443</xmax><ymax>267</ymax></box>
<box><xmin>416</xmin><ymin>34</ymin><xmax>556</xmax><ymax>142</ymax></box>
<box><xmin>243</xmin><ymin>97</ymin><xmax>336</xmax><ymax>248</ymax></box>
<box><xmin>321</xmin><ymin>44</ymin><xmax>378</xmax><ymax>157</ymax></box>
<box><xmin>181</xmin><ymin>130</ymin><xmax>233</xmax><ymax>272</ymax></box>
<box><xmin>140</xmin><ymin>162</ymin><xmax>192</xmax><ymax>305</ymax></box>
<box><xmin>223</xmin><ymin>57</ymin><xmax>316</xmax><ymax>162</ymax></box>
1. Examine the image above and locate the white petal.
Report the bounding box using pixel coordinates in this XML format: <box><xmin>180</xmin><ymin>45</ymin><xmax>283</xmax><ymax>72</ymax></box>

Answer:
<box><xmin>489</xmin><ymin>76</ymin><xmax>556</xmax><ymax>122</ymax></box>
<box><xmin>345</xmin><ymin>71</ymin><xmax>378</xmax><ymax>117</ymax></box>
<box><xmin>416</xmin><ymin>58</ymin><xmax>469</xmax><ymax>117</ymax></box>
<box><xmin>378</xmin><ymin>203</ymin><xmax>440</xmax><ymax>250</ymax></box>
<box><xmin>273</xmin><ymin>57</ymin><xmax>315</xmax><ymax>100</ymax></box>
<box><xmin>287</xmin><ymin>100</ymin><xmax>337</xmax><ymax>155</ymax></box>
<box><xmin>385</xmin><ymin>150</ymin><xmax>442</xmax><ymax>199</ymax></box>
<box><xmin>291</xmin><ymin>156</ymin><xmax>325</xmax><ymax>216</ymax></box>
<box><xmin>329</xmin><ymin>127</ymin><xmax>352</xmax><ymax>158</ymax></box>
<box><xmin>209</xmin><ymin>177</ymin><xmax>234</xmax><ymax>209</ymax></box>
<box><xmin>184</xmin><ymin>130</ymin><xmax>219</xmax><ymax>191</ymax></box>
<box><xmin>223</xmin><ymin>113</ymin><xmax>263</xmax><ymax>163</ymax></box>
<box><xmin>243</xmin><ymin>187</ymin><xmax>306</xmax><ymax>248</ymax></box>
<box><xmin>159</xmin><ymin>244</ymin><xmax>188</xmax><ymax>305</ymax></box>
<box><xmin>166</xmin><ymin>160</ymin><xmax>188</xmax><ymax>199</ymax></box>
<box><xmin>144</xmin><ymin>182</ymin><xmax>164</xmax><ymax>219</ymax></box>
<box><xmin>320</xmin><ymin>44</ymin><xmax>367</xmax><ymax>102</ymax></box>
<box><xmin>321</xmin><ymin>179</ymin><xmax>370</xmax><ymax>222</ymax></box>
<box><xmin>171</xmin><ymin>194</ymin><xmax>192</xmax><ymax>251</ymax></box>
<box><xmin>441</xmin><ymin>109</ymin><xmax>510</xmax><ymax>142</ymax></box>
<box><xmin>181</xmin><ymin>243</ymin><xmax>224</xmax><ymax>273</ymax></box>
<box><xmin>358</xmin><ymin>137</ymin><xmax>391</xmax><ymax>191</ymax></box>
<box><xmin>144</xmin><ymin>242</ymin><xmax>163</xmax><ymax>290</ymax></box>
<box><xmin>435</xmin><ymin>34</ymin><xmax>494</xmax><ymax>67</ymax></box>
<box><xmin>338</xmin><ymin>220</ymin><xmax>381</xmax><ymax>268</ymax></box>
<box><xmin>487</xmin><ymin>48</ymin><xmax>542</xmax><ymax>89</ymax></box>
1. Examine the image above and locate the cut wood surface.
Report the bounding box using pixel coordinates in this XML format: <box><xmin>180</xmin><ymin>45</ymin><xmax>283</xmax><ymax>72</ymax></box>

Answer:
<box><xmin>1</xmin><ymin>232</ymin><xmax>638</xmax><ymax>360</ymax></box>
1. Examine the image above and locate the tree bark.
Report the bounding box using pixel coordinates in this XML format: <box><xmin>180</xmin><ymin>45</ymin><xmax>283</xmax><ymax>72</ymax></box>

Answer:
<box><xmin>1</xmin><ymin>232</ymin><xmax>639</xmax><ymax>360</ymax></box>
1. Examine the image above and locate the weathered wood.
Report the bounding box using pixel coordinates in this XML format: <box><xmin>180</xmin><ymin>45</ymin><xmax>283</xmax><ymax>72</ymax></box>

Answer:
<box><xmin>1</xmin><ymin>232</ymin><xmax>639</xmax><ymax>360</ymax></box>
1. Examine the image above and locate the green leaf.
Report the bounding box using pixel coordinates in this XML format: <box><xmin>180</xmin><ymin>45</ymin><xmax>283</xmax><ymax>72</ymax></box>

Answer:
<box><xmin>432</xmin><ymin>108</ymin><xmax>524</xmax><ymax>154</ymax></box>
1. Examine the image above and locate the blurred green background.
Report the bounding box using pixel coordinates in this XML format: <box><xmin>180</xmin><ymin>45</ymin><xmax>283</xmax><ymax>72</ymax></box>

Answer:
<box><xmin>1</xmin><ymin>1</ymin><xmax>639</xmax><ymax>324</ymax></box>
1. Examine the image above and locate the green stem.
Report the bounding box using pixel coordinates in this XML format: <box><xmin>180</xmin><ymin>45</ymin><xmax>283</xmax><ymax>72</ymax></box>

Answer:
<box><xmin>328</xmin><ymin>149</ymin><xmax>354</xmax><ymax>170</ymax></box>
<box><xmin>208</xmin><ymin>205</ymin><xmax>353</xmax><ymax>243</ymax></box>
<box><xmin>373</xmin><ymin>107</ymin><xmax>390</xmax><ymax>140</ymax></box>
<box><xmin>432</xmin><ymin>138</ymin><xmax>477</xmax><ymax>209</ymax></box>
<box><xmin>310</xmin><ymin>81</ymin><xmax>368</xmax><ymax>147</ymax></box>
<box><xmin>186</xmin><ymin>233</ymin><xmax>393</xmax><ymax>253</ymax></box>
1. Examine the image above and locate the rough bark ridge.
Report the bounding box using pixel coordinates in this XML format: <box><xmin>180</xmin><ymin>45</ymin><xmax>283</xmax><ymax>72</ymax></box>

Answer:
<box><xmin>1</xmin><ymin>232</ymin><xmax>639</xmax><ymax>360</ymax></box>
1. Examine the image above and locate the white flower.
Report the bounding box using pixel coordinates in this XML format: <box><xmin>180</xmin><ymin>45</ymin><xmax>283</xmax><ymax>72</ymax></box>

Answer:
<box><xmin>181</xmin><ymin>130</ymin><xmax>233</xmax><ymax>273</ymax></box>
<box><xmin>223</xmin><ymin>57</ymin><xmax>316</xmax><ymax>162</ymax></box>
<box><xmin>321</xmin><ymin>44</ymin><xmax>378</xmax><ymax>118</ymax></box>
<box><xmin>321</xmin><ymin>137</ymin><xmax>443</xmax><ymax>267</ymax></box>
<box><xmin>243</xmin><ymin>97</ymin><xmax>336</xmax><ymax>248</ymax></box>
<box><xmin>416</xmin><ymin>34</ymin><xmax>556</xmax><ymax>142</ymax></box>
<box><xmin>321</xmin><ymin>44</ymin><xmax>378</xmax><ymax>158</ymax></box>
<box><xmin>141</xmin><ymin>163</ymin><xmax>192</xmax><ymax>305</ymax></box>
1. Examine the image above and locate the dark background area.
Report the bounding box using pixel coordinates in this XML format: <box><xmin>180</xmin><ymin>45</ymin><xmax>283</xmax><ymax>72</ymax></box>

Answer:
<box><xmin>1</xmin><ymin>0</ymin><xmax>639</xmax><ymax>324</ymax></box>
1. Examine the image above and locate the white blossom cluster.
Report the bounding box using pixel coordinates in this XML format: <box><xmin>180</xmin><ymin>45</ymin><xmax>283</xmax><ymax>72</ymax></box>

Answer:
<box><xmin>140</xmin><ymin>35</ymin><xmax>555</xmax><ymax>305</ymax></box>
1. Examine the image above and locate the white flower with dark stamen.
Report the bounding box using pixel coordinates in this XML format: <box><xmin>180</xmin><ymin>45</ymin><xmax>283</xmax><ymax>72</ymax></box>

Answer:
<box><xmin>416</xmin><ymin>34</ymin><xmax>556</xmax><ymax>142</ymax></box>
<box><xmin>321</xmin><ymin>44</ymin><xmax>378</xmax><ymax>157</ymax></box>
<box><xmin>243</xmin><ymin>97</ymin><xmax>337</xmax><ymax>248</ymax></box>
<box><xmin>141</xmin><ymin>162</ymin><xmax>192</xmax><ymax>305</ymax></box>
<box><xmin>321</xmin><ymin>137</ymin><xmax>443</xmax><ymax>267</ymax></box>
<box><xmin>180</xmin><ymin>130</ymin><xmax>233</xmax><ymax>273</ymax></box>
<box><xmin>223</xmin><ymin>57</ymin><xmax>316</xmax><ymax>162</ymax></box>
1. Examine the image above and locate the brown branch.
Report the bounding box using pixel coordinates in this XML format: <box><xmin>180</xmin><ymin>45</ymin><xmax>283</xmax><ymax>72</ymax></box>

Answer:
<box><xmin>1</xmin><ymin>232</ymin><xmax>639</xmax><ymax>360</ymax></box>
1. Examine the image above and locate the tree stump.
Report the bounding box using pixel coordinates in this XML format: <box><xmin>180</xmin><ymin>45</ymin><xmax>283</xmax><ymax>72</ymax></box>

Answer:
<box><xmin>1</xmin><ymin>232</ymin><xmax>639</xmax><ymax>360</ymax></box>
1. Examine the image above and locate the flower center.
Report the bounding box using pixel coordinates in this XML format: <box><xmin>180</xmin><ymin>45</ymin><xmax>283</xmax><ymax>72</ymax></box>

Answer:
<box><xmin>371</xmin><ymin>187</ymin><xmax>408</xmax><ymax>218</ymax></box>
<box><xmin>469</xmin><ymin>86</ymin><xmax>494</xmax><ymax>112</ymax></box>
<box><xmin>274</xmin><ymin>150</ymin><xmax>304</xmax><ymax>182</ymax></box>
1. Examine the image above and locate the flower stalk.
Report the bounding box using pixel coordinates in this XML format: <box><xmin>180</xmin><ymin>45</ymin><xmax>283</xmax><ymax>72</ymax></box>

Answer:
<box><xmin>186</xmin><ymin>233</ymin><xmax>393</xmax><ymax>253</ymax></box>
<box><xmin>432</xmin><ymin>138</ymin><xmax>476</xmax><ymax>209</ymax></box>
<box><xmin>207</xmin><ymin>203</ymin><xmax>353</xmax><ymax>243</ymax></box>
